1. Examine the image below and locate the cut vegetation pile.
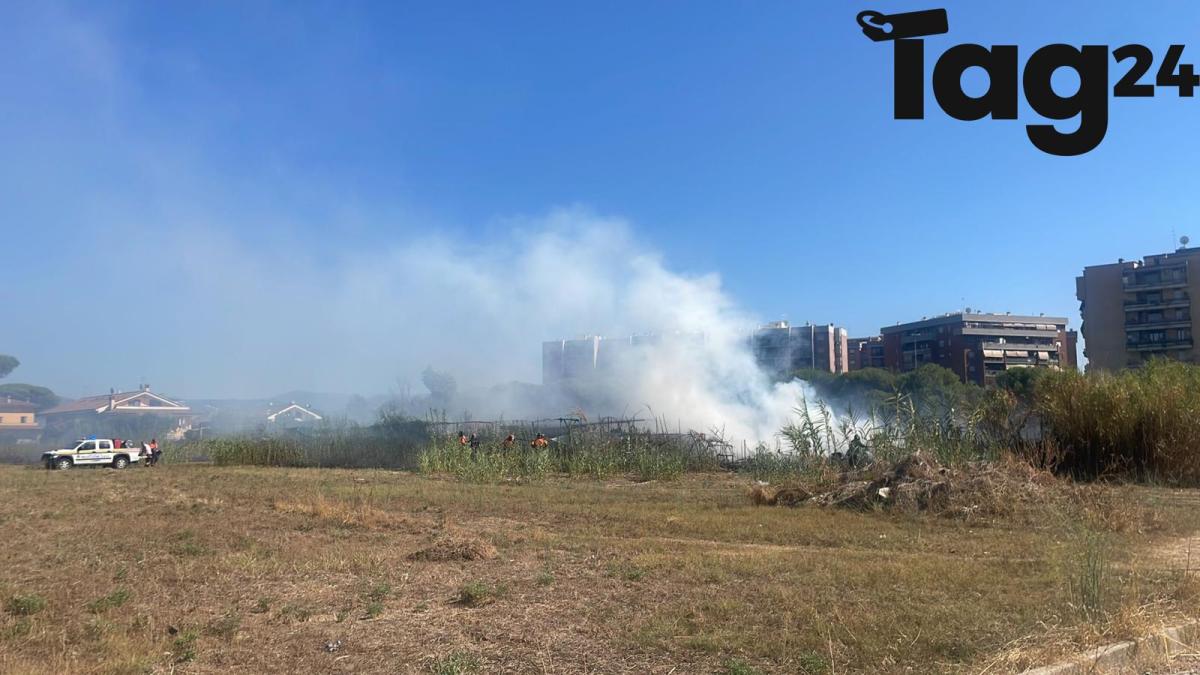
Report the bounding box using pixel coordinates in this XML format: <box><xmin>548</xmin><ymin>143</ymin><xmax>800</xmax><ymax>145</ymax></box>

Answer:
<box><xmin>407</xmin><ymin>534</ymin><xmax>498</xmax><ymax>562</ymax></box>
<box><xmin>751</xmin><ymin>452</ymin><xmax>1070</xmax><ymax>520</ymax></box>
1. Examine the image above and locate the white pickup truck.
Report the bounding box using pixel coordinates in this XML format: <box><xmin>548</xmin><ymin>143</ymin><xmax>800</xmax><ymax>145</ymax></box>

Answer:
<box><xmin>42</xmin><ymin>439</ymin><xmax>142</xmax><ymax>470</ymax></box>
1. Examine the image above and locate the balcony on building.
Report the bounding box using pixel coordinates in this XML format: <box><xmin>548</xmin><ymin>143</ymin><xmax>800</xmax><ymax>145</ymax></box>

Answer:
<box><xmin>1124</xmin><ymin>318</ymin><xmax>1192</xmax><ymax>330</ymax></box>
<box><xmin>1123</xmin><ymin>292</ymin><xmax>1190</xmax><ymax>310</ymax></box>
<box><xmin>1122</xmin><ymin>266</ymin><xmax>1189</xmax><ymax>291</ymax></box>
<box><xmin>1127</xmin><ymin>339</ymin><xmax>1193</xmax><ymax>351</ymax></box>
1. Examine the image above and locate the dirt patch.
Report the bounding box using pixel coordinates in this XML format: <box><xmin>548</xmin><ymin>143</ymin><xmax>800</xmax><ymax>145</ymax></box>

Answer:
<box><xmin>407</xmin><ymin>534</ymin><xmax>498</xmax><ymax>562</ymax></box>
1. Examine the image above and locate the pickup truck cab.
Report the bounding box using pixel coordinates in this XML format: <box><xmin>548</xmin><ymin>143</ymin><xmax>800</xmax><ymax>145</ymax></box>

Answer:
<box><xmin>42</xmin><ymin>439</ymin><xmax>141</xmax><ymax>470</ymax></box>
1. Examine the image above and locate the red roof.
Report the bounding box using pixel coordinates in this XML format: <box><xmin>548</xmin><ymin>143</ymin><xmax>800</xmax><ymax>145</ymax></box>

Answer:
<box><xmin>41</xmin><ymin>390</ymin><xmax>189</xmax><ymax>415</ymax></box>
<box><xmin>0</xmin><ymin>399</ymin><xmax>36</xmax><ymax>413</ymax></box>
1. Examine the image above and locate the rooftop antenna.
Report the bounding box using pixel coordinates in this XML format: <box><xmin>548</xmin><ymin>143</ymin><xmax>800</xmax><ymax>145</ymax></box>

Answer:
<box><xmin>1181</xmin><ymin>235</ymin><xmax>1191</xmax><ymax>250</ymax></box>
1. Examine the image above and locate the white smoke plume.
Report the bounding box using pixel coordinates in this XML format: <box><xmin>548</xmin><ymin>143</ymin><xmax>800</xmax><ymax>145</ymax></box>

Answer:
<box><xmin>93</xmin><ymin>207</ymin><xmax>814</xmax><ymax>445</ymax></box>
<box><xmin>0</xmin><ymin>5</ymin><xmax>818</xmax><ymax>446</ymax></box>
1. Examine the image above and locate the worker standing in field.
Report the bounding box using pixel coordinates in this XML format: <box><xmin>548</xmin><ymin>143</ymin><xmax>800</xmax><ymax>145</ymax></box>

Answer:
<box><xmin>502</xmin><ymin>433</ymin><xmax>515</xmax><ymax>450</ymax></box>
<box><xmin>150</xmin><ymin>438</ymin><xmax>160</xmax><ymax>466</ymax></box>
<box><xmin>530</xmin><ymin>433</ymin><xmax>548</xmax><ymax>449</ymax></box>
<box><xmin>458</xmin><ymin>431</ymin><xmax>468</xmax><ymax>446</ymax></box>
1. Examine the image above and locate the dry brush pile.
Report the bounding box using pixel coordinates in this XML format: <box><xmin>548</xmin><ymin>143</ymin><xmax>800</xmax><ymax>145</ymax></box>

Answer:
<box><xmin>750</xmin><ymin>451</ymin><xmax>1086</xmax><ymax>523</ymax></box>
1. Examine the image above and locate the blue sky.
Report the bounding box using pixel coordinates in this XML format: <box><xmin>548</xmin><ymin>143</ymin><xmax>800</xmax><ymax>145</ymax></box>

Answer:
<box><xmin>4</xmin><ymin>1</ymin><xmax>1199</xmax><ymax>398</ymax></box>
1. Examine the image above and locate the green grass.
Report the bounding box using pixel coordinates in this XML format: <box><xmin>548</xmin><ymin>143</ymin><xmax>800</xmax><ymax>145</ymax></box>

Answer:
<box><xmin>723</xmin><ymin>657</ymin><xmax>764</xmax><ymax>675</ymax></box>
<box><xmin>1067</xmin><ymin>528</ymin><xmax>1109</xmax><ymax>620</ymax></box>
<box><xmin>429</xmin><ymin>651</ymin><xmax>481</xmax><ymax>674</ymax></box>
<box><xmin>4</xmin><ymin>594</ymin><xmax>46</xmax><ymax>617</ymax></box>
<box><xmin>455</xmin><ymin>581</ymin><xmax>502</xmax><ymax>608</ymax></box>
<box><xmin>171</xmin><ymin>630</ymin><xmax>198</xmax><ymax>663</ymax></box>
<box><xmin>86</xmin><ymin>588</ymin><xmax>130</xmax><ymax>614</ymax></box>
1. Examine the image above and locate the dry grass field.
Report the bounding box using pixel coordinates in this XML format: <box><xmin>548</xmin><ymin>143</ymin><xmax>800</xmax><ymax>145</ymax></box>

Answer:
<box><xmin>1</xmin><ymin>464</ymin><xmax>1198</xmax><ymax>674</ymax></box>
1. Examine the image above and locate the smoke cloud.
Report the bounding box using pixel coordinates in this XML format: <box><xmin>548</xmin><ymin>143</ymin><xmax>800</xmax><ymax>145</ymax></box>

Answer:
<box><xmin>1</xmin><ymin>4</ymin><xmax>816</xmax><ymax>444</ymax></box>
<box><xmin>65</xmin><ymin>207</ymin><xmax>811</xmax><ymax>445</ymax></box>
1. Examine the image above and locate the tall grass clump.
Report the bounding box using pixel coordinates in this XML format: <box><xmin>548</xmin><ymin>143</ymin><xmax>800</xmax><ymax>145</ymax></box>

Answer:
<box><xmin>1036</xmin><ymin>359</ymin><xmax>1200</xmax><ymax>482</ymax></box>
<box><xmin>418</xmin><ymin>418</ymin><xmax>709</xmax><ymax>482</ymax></box>
<box><xmin>209</xmin><ymin>437</ymin><xmax>304</xmax><ymax>467</ymax></box>
<box><xmin>771</xmin><ymin>390</ymin><xmax>999</xmax><ymax>480</ymax></box>
<box><xmin>180</xmin><ymin>414</ymin><xmax>433</xmax><ymax>469</ymax></box>
<box><xmin>1065</xmin><ymin>527</ymin><xmax>1108</xmax><ymax>620</ymax></box>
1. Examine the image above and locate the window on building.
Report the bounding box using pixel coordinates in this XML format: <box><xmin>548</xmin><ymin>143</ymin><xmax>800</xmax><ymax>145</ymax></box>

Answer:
<box><xmin>19</xmin><ymin>416</ymin><xmax>27</xmax><ymax>424</ymax></box>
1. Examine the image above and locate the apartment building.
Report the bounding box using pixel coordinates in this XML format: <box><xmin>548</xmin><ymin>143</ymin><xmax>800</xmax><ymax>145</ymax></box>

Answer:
<box><xmin>751</xmin><ymin>322</ymin><xmax>849</xmax><ymax>377</ymax></box>
<box><xmin>847</xmin><ymin>336</ymin><xmax>886</xmax><ymax>371</ymax></box>
<box><xmin>880</xmin><ymin>313</ymin><xmax>1077</xmax><ymax>386</ymax></box>
<box><xmin>541</xmin><ymin>333</ymin><xmax>705</xmax><ymax>384</ymax></box>
<box><xmin>1077</xmin><ymin>245</ymin><xmax>1200</xmax><ymax>370</ymax></box>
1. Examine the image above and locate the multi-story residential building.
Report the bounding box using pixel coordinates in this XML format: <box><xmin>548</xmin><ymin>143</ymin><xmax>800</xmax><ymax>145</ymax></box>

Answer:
<box><xmin>1077</xmin><ymin>246</ymin><xmax>1200</xmax><ymax>370</ymax></box>
<box><xmin>847</xmin><ymin>336</ymin><xmax>886</xmax><ymax>371</ymax></box>
<box><xmin>750</xmin><ymin>322</ymin><xmax>849</xmax><ymax>377</ymax></box>
<box><xmin>541</xmin><ymin>333</ymin><xmax>705</xmax><ymax>385</ymax></box>
<box><xmin>543</xmin><ymin>322</ymin><xmax>850</xmax><ymax>385</ymax></box>
<box><xmin>880</xmin><ymin>313</ymin><xmax>1077</xmax><ymax>386</ymax></box>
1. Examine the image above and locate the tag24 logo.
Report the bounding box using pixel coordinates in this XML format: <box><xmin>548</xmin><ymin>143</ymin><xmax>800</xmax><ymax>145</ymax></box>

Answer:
<box><xmin>858</xmin><ymin>8</ymin><xmax>1198</xmax><ymax>156</ymax></box>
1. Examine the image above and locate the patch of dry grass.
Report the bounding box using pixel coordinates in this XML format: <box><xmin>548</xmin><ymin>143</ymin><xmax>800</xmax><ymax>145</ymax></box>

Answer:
<box><xmin>0</xmin><ymin>465</ymin><xmax>1196</xmax><ymax>673</ymax></box>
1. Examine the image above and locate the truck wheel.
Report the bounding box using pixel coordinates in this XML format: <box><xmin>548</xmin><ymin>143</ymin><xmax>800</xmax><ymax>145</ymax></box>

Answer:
<box><xmin>112</xmin><ymin>456</ymin><xmax>129</xmax><ymax>470</ymax></box>
<box><xmin>54</xmin><ymin>457</ymin><xmax>72</xmax><ymax>471</ymax></box>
